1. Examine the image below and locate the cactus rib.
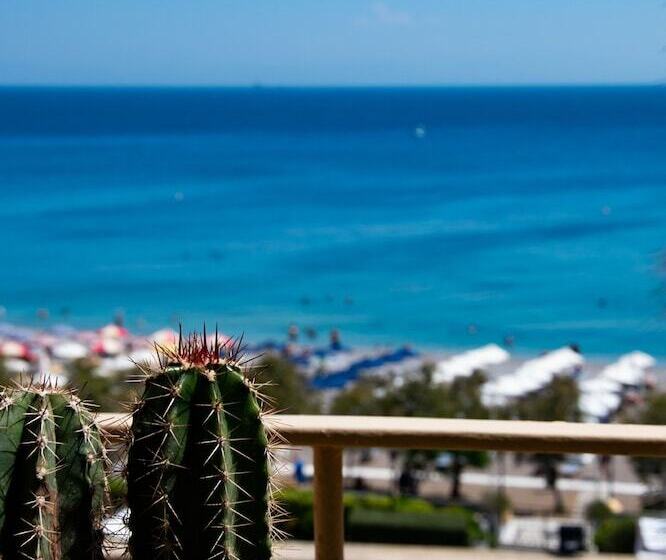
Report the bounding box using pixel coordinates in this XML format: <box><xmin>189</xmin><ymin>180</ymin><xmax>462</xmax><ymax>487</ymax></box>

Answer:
<box><xmin>127</xmin><ymin>331</ymin><xmax>277</xmax><ymax>560</ymax></box>
<box><xmin>0</xmin><ymin>382</ymin><xmax>107</xmax><ymax>560</ymax></box>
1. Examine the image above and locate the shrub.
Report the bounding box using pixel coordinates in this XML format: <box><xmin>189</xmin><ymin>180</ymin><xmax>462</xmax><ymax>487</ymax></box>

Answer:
<box><xmin>594</xmin><ymin>516</ymin><xmax>636</xmax><ymax>553</ymax></box>
<box><xmin>277</xmin><ymin>488</ymin><xmax>483</xmax><ymax>546</ymax></box>
<box><xmin>346</xmin><ymin>508</ymin><xmax>476</xmax><ymax>546</ymax></box>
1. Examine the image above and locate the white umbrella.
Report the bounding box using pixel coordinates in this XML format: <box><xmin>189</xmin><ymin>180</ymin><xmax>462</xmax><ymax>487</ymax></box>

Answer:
<box><xmin>148</xmin><ymin>328</ymin><xmax>179</xmax><ymax>348</ymax></box>
<box><xmin>0</xmin><ymin>340</ymin><xmax>31</xmax><ymax>359</ymax></box>
<box><xmin>99</xmin><ymin>324</ymin><xmax>129</xmax><ymax>339</ymax></box>
<box><xmin>3</xmin><ymin>358</ymin><xmax>31</xmax><ymax>374</ymax></box>
<box><xmin>51</xmin><ymin>340</ymin><xmax>89</xmax><ymax>361</ymax></box>
<box><xmin>92</xmin><ymin>337</ymin><xmax>124</xmax><ymax>357</ymax></box>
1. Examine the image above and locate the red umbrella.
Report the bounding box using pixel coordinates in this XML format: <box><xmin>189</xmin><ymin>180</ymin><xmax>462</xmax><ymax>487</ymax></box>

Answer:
<box><xmin>0</xmin><ymin>340</ymin><xmax>34</xmax><ymax>361</ymax></box>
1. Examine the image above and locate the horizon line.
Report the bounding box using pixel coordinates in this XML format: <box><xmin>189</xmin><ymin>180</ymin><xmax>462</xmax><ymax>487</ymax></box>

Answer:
<box><xmin>0</xmin><ymin>81</ymin><xmax>664</xmax><ymax>90</ymax></box>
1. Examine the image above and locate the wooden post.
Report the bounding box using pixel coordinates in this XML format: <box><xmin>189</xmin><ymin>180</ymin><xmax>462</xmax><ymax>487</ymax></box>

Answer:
<box><xmin>313</xmin><ymin>446</ymin><xmax>344</xmax><ymax>560</ymax></box>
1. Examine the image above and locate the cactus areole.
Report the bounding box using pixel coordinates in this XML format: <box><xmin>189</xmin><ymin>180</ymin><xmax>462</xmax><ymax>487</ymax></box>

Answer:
<box><xmin>0</xmin><ymin>382</ymin><xmax>107</xmax><ymax>560</ymax></box>
<box><xmin>127</xmin><ymin>331</ymin><xmax>276</xmax><ymax>560</ymax></box>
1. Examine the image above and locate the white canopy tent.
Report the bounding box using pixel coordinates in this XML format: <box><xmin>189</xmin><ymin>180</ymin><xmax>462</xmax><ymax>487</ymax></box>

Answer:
<box><xmin>481</xmin><ymin>347</ymin><xmax>584</xmax><ymax>407</ymax></box>
<box><xmin>434</xmin><ymin>344</ymin><xmax>510</xmax><ymax>384</ymax></box>
<box><xmin>578</xmin><ymin>376</ymin><xmax>622</xmax><ymax>394</ymax></box>
<box><xmin>512</xmin><ymin>347</ymin><xmax>584</xmax><ymax>379</ymax></box>
<box><xmin>579</xmin><ymin>392</ymin><xmax>621</xmax><ymax>421</ymax></box>
<box><xmin>623</xmin><ymin>351</ymin><xmax>656</xmax><ymax>370</ymax></box>
<box><xmin>579</xmin><ymin>350</ymin><xmax>656</xmax><ymax>422</ymax></box>
<box><xmin>600</xmin><ymin>351</ymin><xmax>655</xmax><ymax>386</ymax></box>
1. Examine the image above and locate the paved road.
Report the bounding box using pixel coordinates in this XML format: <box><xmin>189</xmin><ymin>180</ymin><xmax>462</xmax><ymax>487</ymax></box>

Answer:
<box><xmin>277</xmin><ymin>541</ymin><xmax>631</xmax><ymax>559</ymax></box>
<box><xmin>287</xmin><ymin>462</ymin><xmax>647</xmax><ymax>496</ymax></box>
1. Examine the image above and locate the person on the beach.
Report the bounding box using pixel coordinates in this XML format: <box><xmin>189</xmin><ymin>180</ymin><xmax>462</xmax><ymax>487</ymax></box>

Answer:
<box><xmin>330</xmin><ymin>329</ymin><xmax>342</xmax><ymax>350</ymax></box>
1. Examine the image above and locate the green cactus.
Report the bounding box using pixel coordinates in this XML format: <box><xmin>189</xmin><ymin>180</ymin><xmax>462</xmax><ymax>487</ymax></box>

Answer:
<box><xmin>126</xmin><ymin>331</ymin><xmax>279</xmax><ymax>560</ymax></box>
<box><xmin>0</xmin><ymin>381</ymin><xmax>107</xmax><ymax>560</ymax></box>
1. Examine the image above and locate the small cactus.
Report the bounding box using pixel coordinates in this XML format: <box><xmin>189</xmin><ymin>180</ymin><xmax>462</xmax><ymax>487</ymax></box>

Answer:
<box><xmin>0</xmin><ymin>381</ymin><xmax>107</xmax><ymax>560</ymax></box>
<box><xmin>126</xmin><ymin>330</ymin><xmax>280</xmax><ymax>560</ymax></box>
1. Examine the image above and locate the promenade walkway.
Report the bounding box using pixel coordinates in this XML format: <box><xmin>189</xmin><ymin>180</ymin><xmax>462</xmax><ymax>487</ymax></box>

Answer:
<box><xmin>278</xmin><ymin>541</ymin><xmax>629</xmax><ymax>559</ymax></box>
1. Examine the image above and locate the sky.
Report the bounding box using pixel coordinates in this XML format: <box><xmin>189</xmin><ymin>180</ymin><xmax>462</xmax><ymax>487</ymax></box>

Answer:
<box><xmin>1</xmin><ymin>0</ymin><xmax>665</xmax><ymax>86</ymax></box>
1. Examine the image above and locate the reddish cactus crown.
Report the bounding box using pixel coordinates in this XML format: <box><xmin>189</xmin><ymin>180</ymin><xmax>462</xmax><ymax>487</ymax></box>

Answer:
<box><xmin>156</xmin><ymin>326</ymin><xmax>244</xmax><ymax>370</ymax></box>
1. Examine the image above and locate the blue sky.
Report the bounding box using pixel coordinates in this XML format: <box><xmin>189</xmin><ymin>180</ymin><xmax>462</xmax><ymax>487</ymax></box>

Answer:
<box><xmin>1</xmin><ymin>0</ymin><xmax>665</xmax><ymax>86</ymax></box>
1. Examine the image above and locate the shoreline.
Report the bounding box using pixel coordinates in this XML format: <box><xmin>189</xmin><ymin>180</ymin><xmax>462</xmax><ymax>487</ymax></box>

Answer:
<box><xmin>0</xmin><ymin>320</ymin><xmax>662</xmax><ymax>370</ymax></box>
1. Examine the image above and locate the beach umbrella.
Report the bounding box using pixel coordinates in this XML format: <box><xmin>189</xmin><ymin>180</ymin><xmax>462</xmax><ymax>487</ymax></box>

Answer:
<box><xmin>92</xmin><ymin>337</ymin><xmax>124</xmax><ymax>357</ymax></box>
<box><xmin>99</xmin><ymin>324</ymin><xmax>129</xmax><ymax>339</ymax></box>
<box><xmin>0</xmin><ymin>340</ymin><xmax>32</xmax><ymax>360</ymax></box>
<box><xmin>147</xmin><ymin>328</ymin><xmax>179</xmax><ymax>349</ymax></box>
<box><xmin>2</xmin><ymin>358</ymin><xmax>32</xmax><ymax>374</ymax></box>
<box><xmin>51</xmin><ymin>340</ymin><xmax>89</xmax><ymax>361</ymax></box>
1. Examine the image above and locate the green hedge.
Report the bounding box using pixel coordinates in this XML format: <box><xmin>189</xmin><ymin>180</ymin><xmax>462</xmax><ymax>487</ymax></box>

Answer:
<box><xmin>594</xmin><ymin>516</ymin><xmax>636</xmax><ymax>553</ymax></box>
<box><xmin>278</xmin><ymin>488</ymin><xmax>483</xmax><ymax>546</ymax></box>
<box><xmin>347</xmin><ymin>508</ymin><xmax>473</xmax><ymax>546</ymax></box>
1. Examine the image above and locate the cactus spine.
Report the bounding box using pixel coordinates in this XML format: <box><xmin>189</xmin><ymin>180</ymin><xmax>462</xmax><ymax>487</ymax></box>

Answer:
<box><xmin>0</xmin><ymin>382</ymin><xmax>107</xmax><ymax>560</ymax></box>
<box><xmin>127</xmin><ymin>331</ymin><xmax>278</xmax><ymax>560</ymax></box>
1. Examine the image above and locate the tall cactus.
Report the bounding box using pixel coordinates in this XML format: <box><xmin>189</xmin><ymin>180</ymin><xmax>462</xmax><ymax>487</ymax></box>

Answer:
<box><xmin>0</xmin><ymin>381</ymin><xmax>107</xmax><ymax>560</ymax></box>
<box><xmin>126</xmin><ymin>330</ymin><xmax>279</xmax><ymax>560</ymax></box>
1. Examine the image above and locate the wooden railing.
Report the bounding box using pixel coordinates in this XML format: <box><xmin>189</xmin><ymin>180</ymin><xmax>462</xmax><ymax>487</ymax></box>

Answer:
<box><xmin>99</xmin><ymin>413</ymin><xmax>666</xmax><ymax>560</ymax></box>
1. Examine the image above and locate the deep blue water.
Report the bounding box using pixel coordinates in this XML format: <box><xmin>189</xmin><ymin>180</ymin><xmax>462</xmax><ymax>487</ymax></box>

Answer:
<box><xmin>1</xmin><ymin>86</ymin><xmax>666</xmax><ymax>356</ymax></box>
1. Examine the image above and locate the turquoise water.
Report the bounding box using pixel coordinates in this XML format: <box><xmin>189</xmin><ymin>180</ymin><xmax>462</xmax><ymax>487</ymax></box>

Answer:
<box><xmin>1</xmin><ymin>86</ymin><xmax>665</xmax><ymax>356</ymax></box>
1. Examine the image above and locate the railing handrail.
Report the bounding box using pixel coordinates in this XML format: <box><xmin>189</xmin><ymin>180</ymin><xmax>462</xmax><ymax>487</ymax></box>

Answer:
<box><xmin>98</xmin><ymin>413</ymin><xmax>666</xmax><ymax>457</ymax></box>
<box><xmin>98</xmin><ymin>412</ymin><xmax>666</xmax><ymax>560</ymax></box>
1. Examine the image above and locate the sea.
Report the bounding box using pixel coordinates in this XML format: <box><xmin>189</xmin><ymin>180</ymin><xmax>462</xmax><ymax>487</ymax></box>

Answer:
<box><xmin>1</xmin><ymin>86</ymin><xmax>665</xmax><ymax>357</ymax></box>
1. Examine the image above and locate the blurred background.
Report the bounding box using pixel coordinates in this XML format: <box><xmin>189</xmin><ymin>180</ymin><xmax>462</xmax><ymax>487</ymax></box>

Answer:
<box><xmin>1</xmin><ymin>1</ymin><xmax>666</xmax><ymax>557</ymax></box>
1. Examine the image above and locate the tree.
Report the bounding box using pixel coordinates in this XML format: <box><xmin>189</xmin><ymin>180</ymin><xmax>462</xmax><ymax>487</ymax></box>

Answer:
<box><xmin>627</xmin><ymin>393</ymin><xmax>666</xmax><ymax>494</ymax></box>
<box><xmin>515</xmin><ymin>375</ymin><xmax>580</xmax><ymax>513</ymax></box>
<box><xmin>445</xmin><ymin>371</ymin><xmax>490</xmax><ymax>499</ymax></box>
<box><xmin>252</xmin><ymin>354</ymin><xmax>321</xmax><ymax>414</ymax></box>
<box><xmin>330</xmin><ymin>376</ymin><xmax>389</xmax><ymax>416</ymax></box>
<box><xmin>378</xmin><ymin>365</ymin><xmax>450</xmax><ymax>418</ymax></box>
